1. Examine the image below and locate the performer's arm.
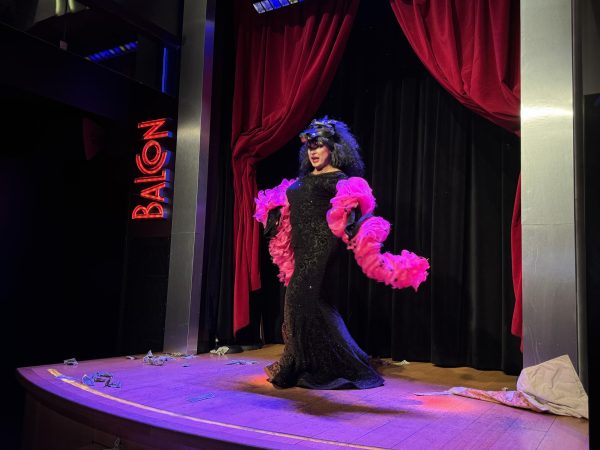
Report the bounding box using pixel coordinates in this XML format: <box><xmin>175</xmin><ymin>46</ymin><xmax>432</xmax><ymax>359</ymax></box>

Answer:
<box><xmin>327</xmin><ymin>176</ymin><xmax>429</xmax><ymax>291</ymax></box>
<box><xmin>254</xmin><ymin>178</ymin><xmax>296</xmax><ymax>286</ymax></box>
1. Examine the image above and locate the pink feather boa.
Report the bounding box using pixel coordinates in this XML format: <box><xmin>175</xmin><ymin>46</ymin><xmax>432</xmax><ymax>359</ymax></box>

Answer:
<box><xmin>326</xmin><ymin>177</ymin><xmax>429</xmax><ymax>291</ymax></box>
<box><xmin>255</xmin><ymin>176</ymin><xmax>429</xmax><ymax>291</ymax></box>
<box><xmin>254</xmin><ymin>179</ymin><xmax>296</xmax><ymax>285</ymax></box>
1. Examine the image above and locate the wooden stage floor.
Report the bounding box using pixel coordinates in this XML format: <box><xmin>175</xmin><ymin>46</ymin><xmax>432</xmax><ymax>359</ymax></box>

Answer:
<box><xmin>17</xmin><ymin>345</ymin><xmax>589</xmax><ymax>449</ymax></box>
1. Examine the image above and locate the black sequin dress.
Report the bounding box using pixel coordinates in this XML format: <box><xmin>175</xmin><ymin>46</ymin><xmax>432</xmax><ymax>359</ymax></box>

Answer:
<box><xmin>266</xmin><ymin>171</ymin><xmax>384</xmax><ymax>389</ymax></box>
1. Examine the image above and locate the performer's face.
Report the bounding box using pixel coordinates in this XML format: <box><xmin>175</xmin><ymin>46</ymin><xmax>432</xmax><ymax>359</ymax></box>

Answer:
<box><xmin>307</xmin><ymin>143</ymin><xmax>332</xmax><ymax>171</ymax></box>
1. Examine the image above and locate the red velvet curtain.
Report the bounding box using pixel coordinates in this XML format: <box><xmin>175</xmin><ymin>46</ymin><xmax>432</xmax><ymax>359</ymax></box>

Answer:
<box><xmin>388</xmin><ymin>0</ymin><xmax>523</xmax><ymax>344</ymax></box>
<box><xmin>389</xmin><ymin>0</ymin><xmax>520</xmax><ymax>133</ymax></box>
<box><xmin>231</xmin><ymin>0</ymin><xmax>359</xmax><ymax>334</ymax></box>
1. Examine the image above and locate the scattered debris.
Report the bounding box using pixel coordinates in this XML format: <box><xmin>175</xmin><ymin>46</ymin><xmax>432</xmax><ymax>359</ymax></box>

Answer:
<box><xmin>371</xmin><ymin>358</ymin><xmax>410</xmax><ymax>367</ymax></box>
<box><xmin>92</xmin><ymin>371</ymin><xmax>113</xmax><ymax>383</ymax></box>
<box><xmin>63</xmin><ymin>358</ymin><xmax>78</xmax><ymax>366</ymax></box>
<box><xmin>225</xmin><ymin>360</ymin><xmax>258</xmax><ymax>365</ymax></box>
<box><xmin>392</xmin><ymin>360</ymin><xmax>410</xmax><ymax>366</ymax></box>
<box><xmin>125</xmin><ymin>356</ymin><xmax>137</xmax><ymax>360</ymax></box>
<box><xmin>187</xmin><ymin>393</ymin><xmax>215</xmax><ymax>402</ymax></box>
<box><xmin>163</xmin><ymin>352</ymin><xmax>196</xmax><ymax>359</ymax></box>
<box><xmin>143</xmin><ymin>350</ymin><xmax>174</xmax><ymax>366</ymax></box>
<box><xmin>81</xmin><ymin>371</ymin><xmax>121</xmax><ymax>388</ymax></box>
<box><xmin>209</xmin><ymin>346</ymin><xmax>230</xmax><ymax>356</ymax></box>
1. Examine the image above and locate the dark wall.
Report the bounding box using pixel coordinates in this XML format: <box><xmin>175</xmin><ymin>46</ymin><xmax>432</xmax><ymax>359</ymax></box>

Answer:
<box><xmin>0</xmin><ymin>0</ymin><xmax>37</xmax><ymax>29</ymax></box>
<box><xmin>0</xmin><ymin>0</ymin><xmax>182</xmax><ymax>37</ymax></box>
<box><xmin>0</xmin><ymin>89</ymin><xmax>131</xmax><ymax>447</ymax></box>
<box><xmin>0</xmin><ymin>2</ymin><xmax>179</xmax><ymax>447</ymax></box>
<box><xmin>111</xmin><ymin>0</ymin><xmax>182</xmax><ymax>36</ymax></box>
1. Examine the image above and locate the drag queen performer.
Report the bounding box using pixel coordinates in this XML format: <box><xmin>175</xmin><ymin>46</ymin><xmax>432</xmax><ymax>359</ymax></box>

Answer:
<box><xmin>254</xmin><ymin>118</ymin><xmax>429</xmax><ymax>389</ymax></box>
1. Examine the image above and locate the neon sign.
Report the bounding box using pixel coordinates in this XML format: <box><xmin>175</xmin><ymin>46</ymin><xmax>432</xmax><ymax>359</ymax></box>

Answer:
<box><xmin>131</xmin><ymin>118</ymin><xmax>173</xmax><ymax>220</ymax></box>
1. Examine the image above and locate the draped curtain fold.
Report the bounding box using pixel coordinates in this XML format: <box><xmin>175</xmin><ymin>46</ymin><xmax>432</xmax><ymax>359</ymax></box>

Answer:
<box><xmin>388</xmin><ymin>0</ymin><xmax>523</xmax><ymax>345</ymax></box>
<box><xmin>388</xmin><ymin>0</ymin><xmax>520</xmax><ymax>134</ymax></box>
<box><xmin>231</xmin><ymin>0</ymin><xmax>359</xmax><ymax>333</ymax></box>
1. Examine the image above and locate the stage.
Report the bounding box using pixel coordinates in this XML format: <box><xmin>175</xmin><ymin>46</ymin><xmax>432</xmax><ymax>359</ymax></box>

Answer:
<box><xmin>17</xmin><ymin>345</ymin><xmax>588</xmax><ymax>449</ymax></box>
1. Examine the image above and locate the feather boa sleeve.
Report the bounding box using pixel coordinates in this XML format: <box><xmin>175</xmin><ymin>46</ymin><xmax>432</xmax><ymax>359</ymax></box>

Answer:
<box><xmin>326</xmin><ymin>177</ymin><xmax>429</xmax><ymax>291</ymax></box>
<box><xmin>254</xmin><ymin>178</ymin><xmax>296</xmax><ymax>286</ymax></box>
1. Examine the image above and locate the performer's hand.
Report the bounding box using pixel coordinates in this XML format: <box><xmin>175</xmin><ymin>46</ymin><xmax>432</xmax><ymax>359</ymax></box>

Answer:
<box><xmin>264</xmin><ymin>207</ymin><xmax>282</xmax><ymax>239</ymax></box>
<box><xmin>345</xmin><ymin>207</ymin><xmax>372</xmax><ymax>240</ymax></box>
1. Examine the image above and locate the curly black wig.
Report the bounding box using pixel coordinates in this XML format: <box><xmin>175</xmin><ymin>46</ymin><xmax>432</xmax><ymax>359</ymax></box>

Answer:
<box><xmin>297</xmin><ymin>117</ymin><xmax>365</xmax><ymax>177</ymax></box>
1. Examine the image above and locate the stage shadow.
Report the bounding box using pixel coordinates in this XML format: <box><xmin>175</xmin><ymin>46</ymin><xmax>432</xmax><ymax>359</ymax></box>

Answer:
<box><xmin>233</xmin><ymin>377</ymin><xmax>423</xmax><ymax>418</ymax></box>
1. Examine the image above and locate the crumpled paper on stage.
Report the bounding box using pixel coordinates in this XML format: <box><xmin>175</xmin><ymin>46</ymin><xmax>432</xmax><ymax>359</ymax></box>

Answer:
<box><xmin>416</xmin><ymin>355</ymin><xmax>588</xmax><ymax>419</ymax></box>
<box><xmin>82</xmin><ymin>371</ymin><xmax>121</xmax><ymax>388</ymax></box>
<box><xmin>373</xmin><ymin>359</ymin><xmax>410</xmax><ymax>367</ymax></box>
<box><xmin>210</xmin><ymin>346</ymin><xmax>230</xmax><ymax>355</ymax></box>
<box><xmin>143</xmin><ymin>350</ymin><xmax>175</xmax><ymax>366</ymax></box>
<box><xmin>163</xmin><ymin>352</ymin><xmax>195</xmax><ymax>359</ymax></box>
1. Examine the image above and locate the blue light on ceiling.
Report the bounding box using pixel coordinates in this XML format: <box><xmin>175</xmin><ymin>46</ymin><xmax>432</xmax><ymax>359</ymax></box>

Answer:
<box><xmin>85</xmin><ymin>41</ymin><xmax>138</xmax><ymax>62</ymax></box>
<box><xmin>253</xmin><ymin>0</ymin><xmax>303</xmax><ymax>14</ymax></box>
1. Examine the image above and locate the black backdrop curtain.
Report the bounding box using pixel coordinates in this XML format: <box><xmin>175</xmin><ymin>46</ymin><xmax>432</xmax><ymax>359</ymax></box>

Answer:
<box><xmin>255</xmin><ymin>1</ymin><xmax>521</xmax><ymax>374</ymax></box>
<box><xmin>204</xmin><ymin>0</ymin><xmax>521</xmax><ymax>374</ymax></box>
